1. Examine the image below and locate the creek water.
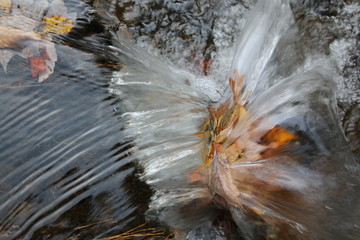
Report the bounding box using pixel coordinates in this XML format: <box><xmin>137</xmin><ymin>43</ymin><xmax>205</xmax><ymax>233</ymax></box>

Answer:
<box><xmin>0</xmin><ymin>0</ymin><xmax>359</xmax><ymax>239</ymax></box>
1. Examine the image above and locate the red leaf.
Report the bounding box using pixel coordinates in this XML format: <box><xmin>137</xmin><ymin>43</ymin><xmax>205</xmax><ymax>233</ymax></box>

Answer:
<box><xmin>30</xmin><ymin>57</ymin><xmax>46</xmax><ymax>77</ymax></box>
<box><xmin>29</xmin><ymin>45</ymin><xmax>51</xmax><ymax>78</ymax></box>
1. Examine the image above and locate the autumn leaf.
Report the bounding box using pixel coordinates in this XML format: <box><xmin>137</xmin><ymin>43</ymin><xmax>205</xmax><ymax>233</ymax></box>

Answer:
<box><xmin>29</xmin><ymin>45</ymin><xmax>50</xmax><ymax>77</ymax></box>
<box><xmin>0</xmin><ymin>0</ymin><xmax>11</xmax><ymax>8</ymax></box>
<box><xmin>0</xmin><ymin>24</ymin><xmax>43</xmax><ymax>73</ymax></box>
<box><xmin>201</xmin><ymin>69</ymin><xmax>310</xmax><ymax>239</ymax></box>
<box><xmin>0</xmin><ymin>0</ymin><xmax>76</xmax><ymax>82</ymax></box>
<box><xmin>205</xmin><ymin>70</ymin><xmax>298</xmax><ymax>165</ymax></box>
<box><xmin>0</xmin><ymin>0</ymin><xmax>11</xmax><ymax>14</ymax></box>
<box><xmin>42</xmin><ymin>15</ymin><xmax>73</xmax><ymax>35</ymax></box>
<box><xmin>0</xmin><ymin>25</ymin><xmax>41</xmax><ymax>49</ymax></box>
<box><xmin>24</xmin><ymin>40</ymin><xmax>57</xmax><ymax>82</ymax></box>
<box><xmin>259</xmin><ymin>125</ymin><xmax>298</xmax><ymax>148</ymax></box>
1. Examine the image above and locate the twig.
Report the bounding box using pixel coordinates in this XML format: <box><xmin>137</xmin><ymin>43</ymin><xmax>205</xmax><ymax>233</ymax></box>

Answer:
<box><xmin>96</xmin><ymin>223</ymin><xmax>168</xmax><ymax>240</ymax></box>
<box><xmin>75</xmin><ymin>219</ymin><xmax>113</xmax><ymax>230</ymax></box>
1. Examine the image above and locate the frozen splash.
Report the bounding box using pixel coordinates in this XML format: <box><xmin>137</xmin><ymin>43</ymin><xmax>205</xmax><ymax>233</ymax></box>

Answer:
<box><xmin>107</xmin><ymin>0</ymin><xmax>360</xmax><ymax>239</ymax></box>
<box><xmin>108</xmin><ymin>32</ymin><xmax>210</xmax><ymax>196</ymax></box>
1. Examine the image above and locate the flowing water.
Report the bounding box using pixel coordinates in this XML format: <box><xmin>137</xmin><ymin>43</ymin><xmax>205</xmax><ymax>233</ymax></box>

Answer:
<box><xmin>0</xmin><ymin>0</ymin><xmax>359</xmax><ymax>239</ymax></box>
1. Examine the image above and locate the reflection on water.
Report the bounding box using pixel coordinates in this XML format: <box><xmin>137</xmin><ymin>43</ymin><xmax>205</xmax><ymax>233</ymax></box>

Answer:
<box><xmin>0</xmin><ymin>0</ymin><xmax>359</xmax><ymax>240</ymax></box>
<box><xmin>0</xmin><ymin>1</ymin><xmax>159</xmax><ymax>239</ymax></box>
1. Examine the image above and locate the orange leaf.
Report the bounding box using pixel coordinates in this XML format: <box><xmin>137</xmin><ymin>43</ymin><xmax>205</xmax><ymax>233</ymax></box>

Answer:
<box><xmin>260</xmin><ymin>125</ymin><xmax>298</xmax><ymax>148</ymax></box>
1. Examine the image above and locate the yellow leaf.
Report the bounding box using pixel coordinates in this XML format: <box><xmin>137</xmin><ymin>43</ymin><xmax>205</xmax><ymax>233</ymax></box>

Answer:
<box><xmin>0</xmin><ymin>0</ymin><xmax>11</xmax><ymax>8</ymax></box>
<box><xmin>41</xmin><ymin>15</ymin><xmax>73</xmax><ymax>35</ymax></box>
<box><xmin>0</xmin><ymin>0</ymin><xmax>11</xmax><ymax>13</ymax></box>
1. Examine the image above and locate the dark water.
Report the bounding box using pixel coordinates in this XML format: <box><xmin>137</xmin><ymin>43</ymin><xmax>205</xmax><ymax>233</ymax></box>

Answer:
<box><xmin>0</xmin><ymin>1</ymin><xmax>165</xmax><ymax>239</ymax></box>
<box><xmin>0</xmin><ymin>0</ymin><xmax>359</xmax><ymax>239</ymax></box>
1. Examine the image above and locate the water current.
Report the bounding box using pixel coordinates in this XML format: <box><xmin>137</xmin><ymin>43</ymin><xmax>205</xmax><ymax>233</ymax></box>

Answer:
<box><xmin>0</xmin><ymin>0</ymin><xmax>359</xmax><ymax>239</ymax></box>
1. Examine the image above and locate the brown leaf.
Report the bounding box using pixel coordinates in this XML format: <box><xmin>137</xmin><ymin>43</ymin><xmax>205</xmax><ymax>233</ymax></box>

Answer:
<box><xmin>0</xmin><ymin>25</ymin><xmax>41</xmax><ymax>49</ymax></box>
